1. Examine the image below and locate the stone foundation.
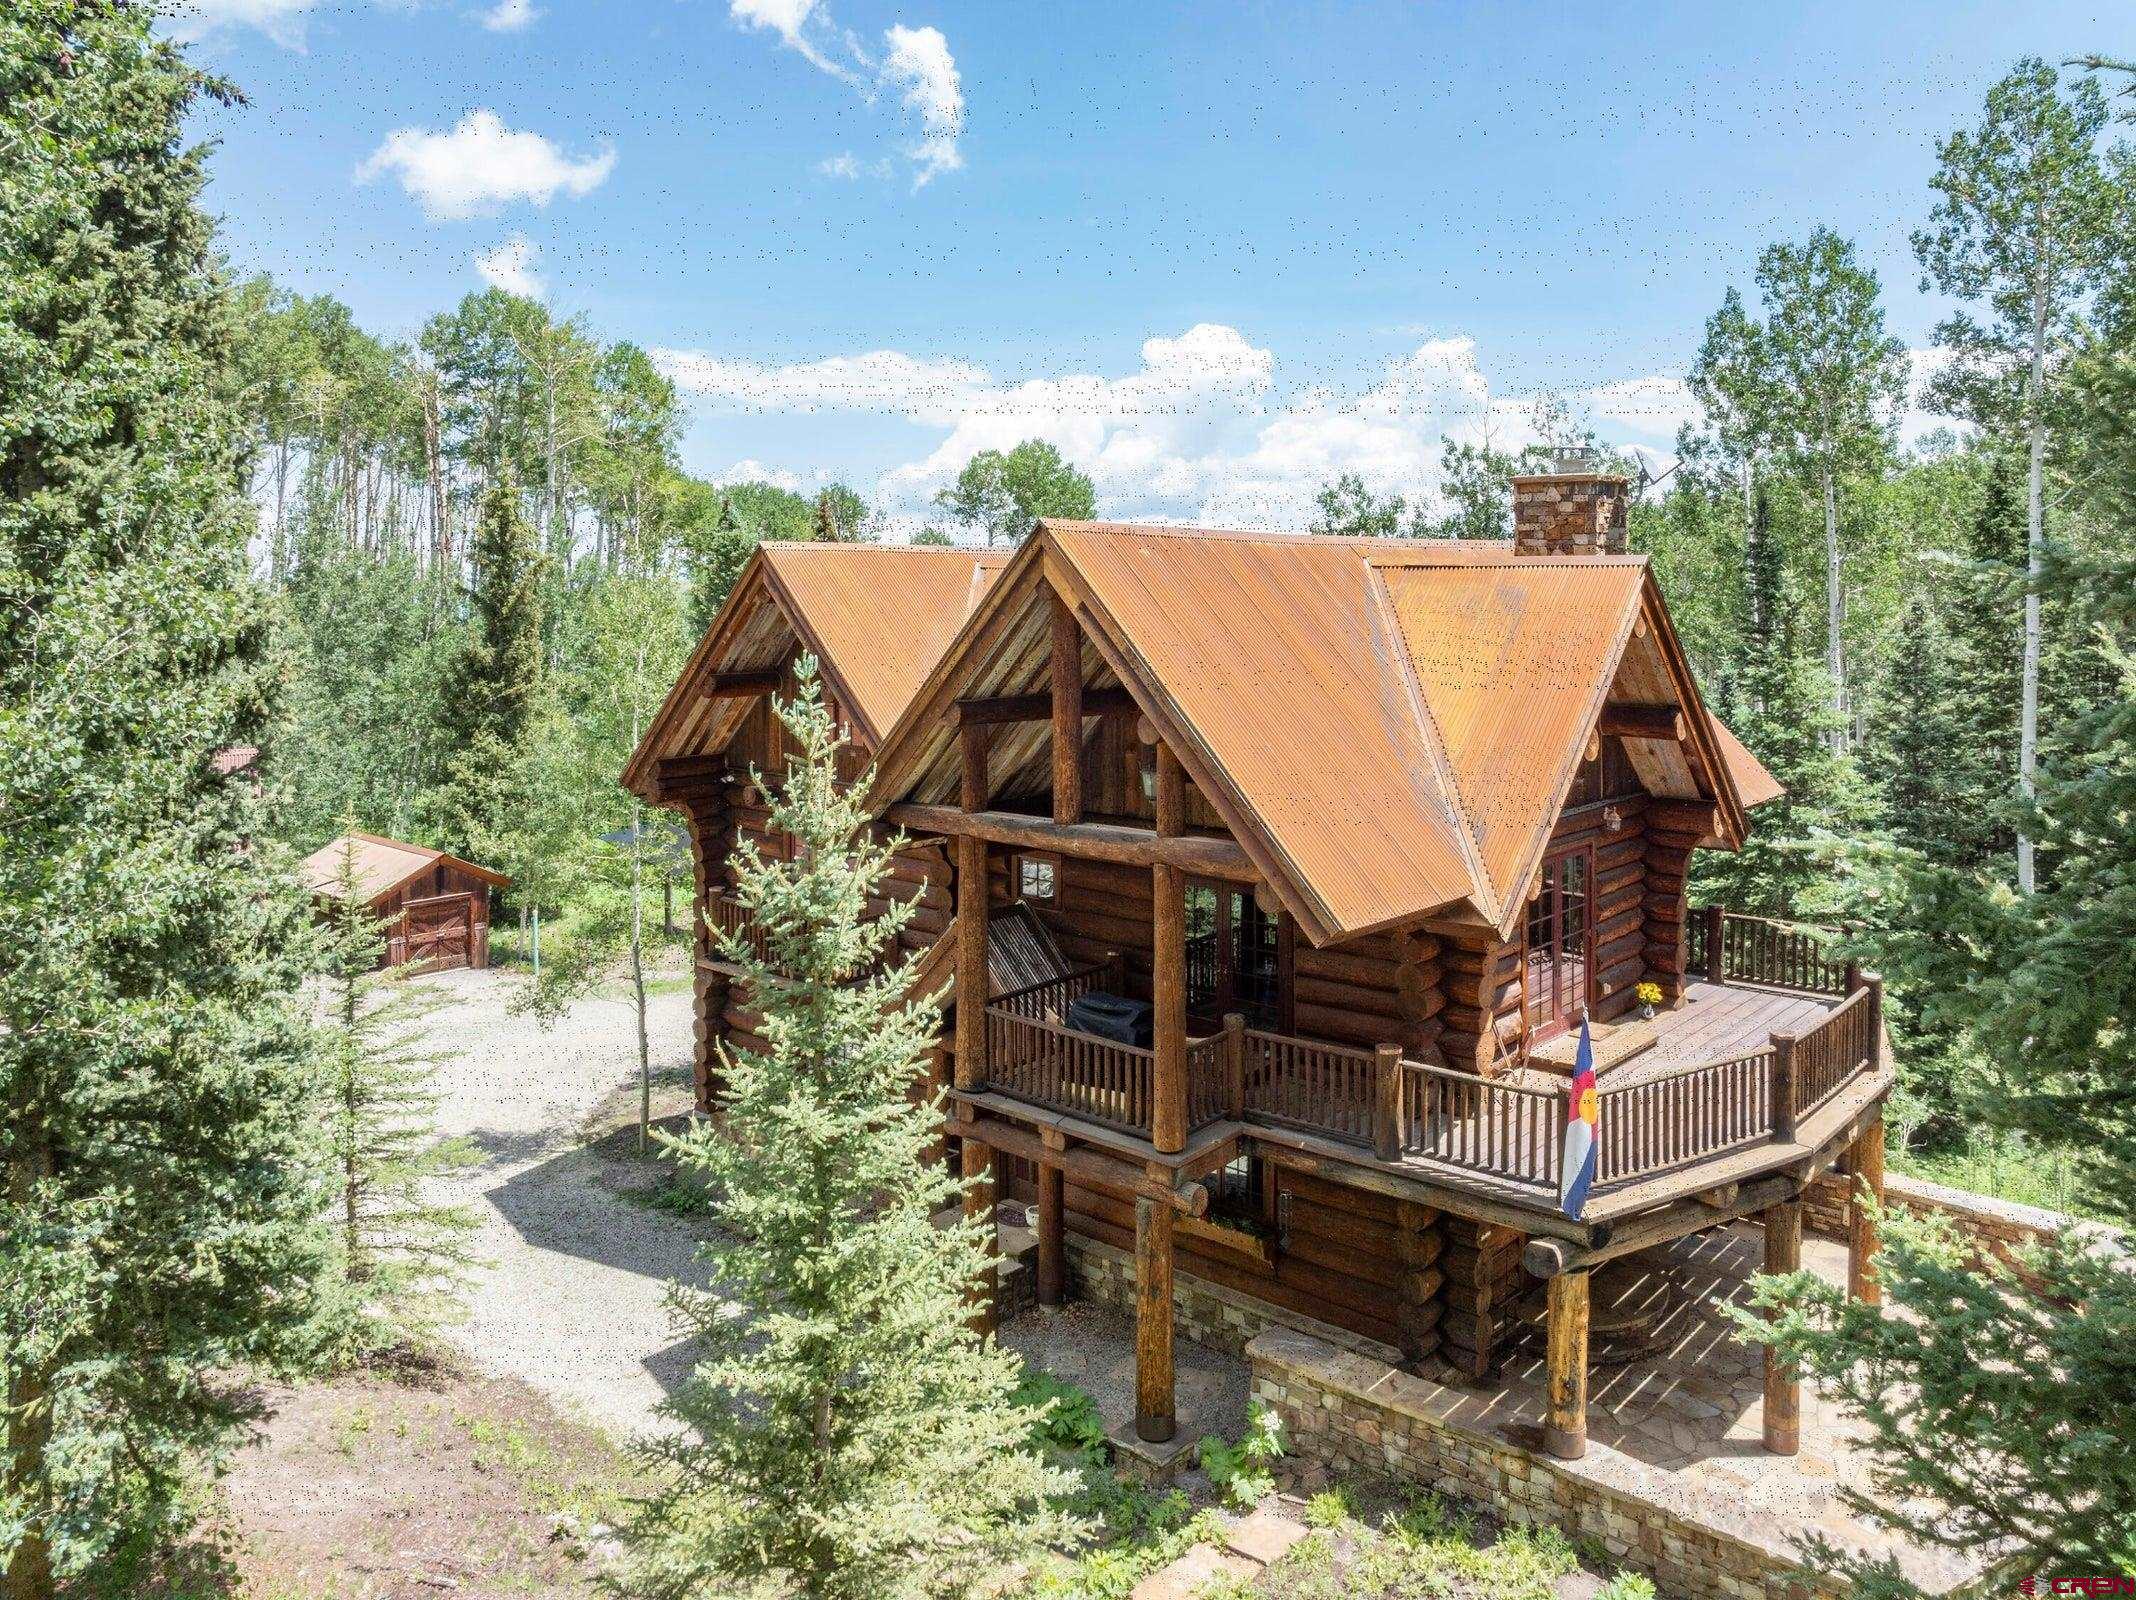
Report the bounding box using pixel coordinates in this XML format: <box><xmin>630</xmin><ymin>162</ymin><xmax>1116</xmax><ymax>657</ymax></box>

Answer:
<box><xmin>1065</xmin><ymin>1233</ymin><xmax>1402</xmax><ymax>1365</ymax></box>
<box><xmin>1250</xmin><ymin>1329</ymin><xmax>1846</xmax><ymax>1600</ymax></box>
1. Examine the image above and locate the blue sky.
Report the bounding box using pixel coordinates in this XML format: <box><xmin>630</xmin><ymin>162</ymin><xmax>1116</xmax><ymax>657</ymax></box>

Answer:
<box><xmin>177</xmin><ymin>0</ymin><xmax>2135</xmax><ymax>531</ymax></box>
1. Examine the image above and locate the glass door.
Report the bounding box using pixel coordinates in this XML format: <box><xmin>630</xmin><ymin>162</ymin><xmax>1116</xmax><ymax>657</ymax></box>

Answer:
<box><xmin>1186</xmin><ymin>881</ymin><xmax>1283</xmax><ymax>1030</ymax></box>
<box><xmin>1524</xmin><ymin>845</ymin><xmax>1593</xmax><ymax>1041</ymax></box>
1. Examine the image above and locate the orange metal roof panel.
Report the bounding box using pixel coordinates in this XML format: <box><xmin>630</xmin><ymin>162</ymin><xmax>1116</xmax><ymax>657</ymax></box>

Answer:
<box><xmin>1377</xmin><ymin>560</ymin><xmax>1644</xmax><ymax>911</ymax></box>
<box><xmin>1708</xmin><ymin>714</ymin><xmax>1784</xmax><ymax>809</ymax></box>
<box><xmin>299</xmin><ymin>831</ymin><xmax>508</xmax><ymax>903</ymax></box>
<box><xmin>760</xmin><ymin>544</ymin><xmax>1005</xmax><ymax>743</ymax></box>
<box><xmin>1047</xmin><ymin>525</ymin><xmax>1481</xmax><ymax>935</ymax></box>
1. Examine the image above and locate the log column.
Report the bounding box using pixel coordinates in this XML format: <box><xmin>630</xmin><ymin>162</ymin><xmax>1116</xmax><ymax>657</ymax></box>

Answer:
<box><xmin>953</xmin><ymin>722</ymin><xmax>991</xmax><ymax>1094</ymax></box>
<box><xmin>1762</xmin><ymin>1199</ymin><xmax>1802</xmax><ymax>1455</ymax></box>
<box><xmin>1543</xmin><ymin>1270</ymin><xmax>1590</xmax><ymax>1460</ymax></box>
<box><xmin>1051</xmin><ymin>592</ymin><xmax>1082</xmax><ymax>826</ymax></box>
<box><xmin>1848</xmin><ymin>1113</ymin><xmax>1885</xmax><ymax>1307</ymax></box>
<box><xmin>1036</xmin><ymin>1161</ymin><xmax>1066</xmax><ymax>1307</ymax></box>
<box><xmin>1150</xmin><ymin>742</ymin><xmax>1187</xmax><ymax>1154</ymax></box>
<box><xmin>963</xmin><ymin>1137</ymin><xmax>999</xmax><ymax>1335</ymax></box>
<box><xmin>1135</xmin><ymin>1194</ymin><xmax>1176</xmax><ymax>1442</ymax></box>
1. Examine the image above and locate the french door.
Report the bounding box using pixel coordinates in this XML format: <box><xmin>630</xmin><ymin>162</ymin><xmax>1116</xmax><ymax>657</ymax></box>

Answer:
<box><xmin>1524</xmin><ymin>845</ymin><xmax>1593</xmax><ymax>1041</ymax></box>
<box><xmin>1185</xmin><ymin>881</ymin><xmax>1284</xmax><ymax>1030</ymax></box>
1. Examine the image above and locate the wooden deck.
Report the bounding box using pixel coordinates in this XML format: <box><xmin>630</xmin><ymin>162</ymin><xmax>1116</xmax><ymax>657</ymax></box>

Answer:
<box><xmin>1511</xmin><ymin>980</ymin><xmax>1840</xmax><ymax>1092</ymax></box>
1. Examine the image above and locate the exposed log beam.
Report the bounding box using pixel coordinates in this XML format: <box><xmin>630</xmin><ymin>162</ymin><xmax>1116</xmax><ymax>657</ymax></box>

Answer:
<box><xmin>954</xmin><ymin>685</ymin><xmax>1139</xmax><ymax>728</ymax></box>
<box><xmin>1598</xmin><ymin>702</ymin><xmax>1687</xmax><ymax>742</ymax></box>
<box><xmin>1522</xmin><ymin>1172</ymin><xmax>1800</xmax><ymax>1278</ymax></box>
<box><xmin>703</xmin><ymin>670</ymin><xmax>784</xmax><ymax>699</ymax></box>
<box><xmin>1052</xmin><ymin>595</ymin><xmax>1083</xmax><ymax>826</ymax></box>
<box><xmin>887</xmin><ymin>804</ymin><xmax>1258</xmax><ymax>883</ymax></box>
<box><xmin>961</xmin><ymin>1114</ymin><xmax>1209</xmax><ymax>1215</ymax></box>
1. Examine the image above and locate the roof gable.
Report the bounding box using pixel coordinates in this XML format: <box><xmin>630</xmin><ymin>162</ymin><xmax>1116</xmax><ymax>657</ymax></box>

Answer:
<box><xmin>868</xmin><ymin>521</ymin><xmax>1755</xmax><ymax>945</ymax></box>
<box><xmin>622</xmin><ymin>543</ymin><xmax>1005</xmax><ymax>796</ymax></box>
<box><xmin>300</xmin><ymin>832</ymin><xmax>510</xmax><ymax>904</ymax></box>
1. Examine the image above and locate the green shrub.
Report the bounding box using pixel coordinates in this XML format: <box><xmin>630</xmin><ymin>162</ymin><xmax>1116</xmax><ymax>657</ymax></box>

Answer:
<box><xmin>1014</xmin><ymin>1371</ymin><xmax>1111</xmax><ymax>1460</ymax></box>
<box><xmin>1302</xmin><ymin>1488</ymin><xmax>1356</xmax><ymax>1530</ymax></box>
<box><xmin>1197</xmin><ymin>1401</ymin><xmax>1285</xmax><ymax>1509</ymax></box>
<box><xmin>1596</xmin><ymin>1573</ymin><xmax>1657</xmax><ymax>1600</ymax></box>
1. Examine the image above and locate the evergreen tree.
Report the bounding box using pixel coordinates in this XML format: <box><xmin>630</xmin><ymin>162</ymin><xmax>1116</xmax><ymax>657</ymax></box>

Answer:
<box><xmin>624</xmin><ymin>664</ymin><xmax>1080</xmax><ymax>1600</ymax></box>
<box><xmin>1741</xmin><ymin>552</ymin><xmax>2136</xmax><ymax>1591</ymax></box>
<box><xmin>1860</xmin><ymin>600</ymin><xmax>1972</xmax><ymax>864</ymax></box>
<box><xmin>317</xmin><ymin>836</ymin><xmax>479</xmax><ymax>1356</ymax></box>
<box><xmin>1939</xmin><ymin>460</ymin><xmax>2026</xmax><ymax>872</ymax></box>
<box><xmin>434</xmin><ymin>473</ymin><xmax>545</xmax><ymax>855</ymax></box>
<box><xmin>1</xmin><ymin>7</ymin><xmax>340</xmax><ymax>1587</ymax></box>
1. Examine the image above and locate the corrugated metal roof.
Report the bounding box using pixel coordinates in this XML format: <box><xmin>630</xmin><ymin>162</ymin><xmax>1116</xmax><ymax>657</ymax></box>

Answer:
<box><xmin>300</xmin><ymin>832</ymin><xmax>510</xmax><ymax>904</ymax></box>
<box><xmin>1707</xmin><ymin>714</ymin><xmax>1784</xmax><ymax>809</ymax></box>
<box><xmin>622</xmin><ymin>543</ymin><xmax>1006</xmax><ymax>795</ymax></box>
<box><xmin>869</xmin><ymin>522</ymin><xmax>1755</xmax><ymax>944</ymax></box>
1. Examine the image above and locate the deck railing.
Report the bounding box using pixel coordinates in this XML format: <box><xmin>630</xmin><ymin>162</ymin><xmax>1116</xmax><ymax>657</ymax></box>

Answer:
<box><xmin>1688</xmin><ymin>905</ymin><xmax>1854</xmax><ymax>996</ymax></box>
<box><xmin>976</xmin><ymin>954</ymin><xmax>1885</xmax><ymax>1197</ymax></box>
<box><xmin>708</xmin><ymin>888</ymin><xmax>776</xmax><ymax>969</ymax></box>
<box><xmin>1400</xmin><ymin>1060</ymin><xmax>1564</xmax><ymax>1186</ymax></box>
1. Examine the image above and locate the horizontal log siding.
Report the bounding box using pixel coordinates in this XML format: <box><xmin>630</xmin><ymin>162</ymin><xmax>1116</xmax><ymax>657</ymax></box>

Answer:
<box><xmin>1059</xmin><ymin>1166</ymin><xmax>1442</xmax><ymax>1359</ymax></box>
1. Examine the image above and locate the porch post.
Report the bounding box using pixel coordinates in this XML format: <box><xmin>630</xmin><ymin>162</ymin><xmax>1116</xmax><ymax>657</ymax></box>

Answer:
<box><xmin>1705</xmin><ymin>903</ymin><xmax>1726</xmax><ymax>985</ymax></box>
<box><xmin>1543</xmin><ymin>1270</ymin><xmax>1590</xmax><ymax>1460</ymax></box>
<box><xmin>1036</xmin><ymin>1161</ymin><xmax>1066</xmax><ymax>1307</ymax></box>
<box><xmin>1051</xmin><ymin>592</ymin><xmax>1082</xmax><ymax>826</ymax></box>
<box><xmin>1848</xmin><ymin>1113</ymin><xmax>1885</xmax><ymax>1307</ymax></box>
<box><xmin>1135</xmin><ymin>1194</ymin><xmax>1177</xmax><ymax>1442</ymax></box>
<box><xmin>1762</xmin><ymin>1198</ymin><xmax>1803</xmax><ymax>1455</ymax></box>
<box><xmin>963</xmin><ymin>1136</ymin><xmax>998</xmax><ymax>1336</ymax></box>
<box><xmin>1151</xmin><ymin>741</ymin><xmax>1187</xmax><ymax>1154</ymax></box>
<box><xmin>954</xmin><ymin>721</ymin><xmax>991</xmax><ymax>1094</ymax></box>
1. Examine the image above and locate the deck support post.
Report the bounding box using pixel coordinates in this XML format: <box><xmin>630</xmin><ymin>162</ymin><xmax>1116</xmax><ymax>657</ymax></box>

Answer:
<box><xmin>1135</xmin><ymin>1194</ymin><xmax>1177</xmax><ymax>1443</ymax></box>
<box><xmin>1036</xmin><ymin>1161</ymin><xmax>1066</xmax><ymax>1306</ymax></box>
<box><xmin>1543</xmin><ymin>1270</ymin><xmax>1590</xmax><ymax>1460</ymax></box>
<box><xmin>1762</xmin><ymin>1198</ymin><xmax>1803</xmax><ymax>1455</ymax></box>
<box><xmin>1705</xmin><ymin>903</ymin><xmax>1726</xmax><ymax>985</ymax></box>
<box><xmin>1848</xmin><ymin>1112</ymin><xmax>1885</xmax><ymax>1307</ymax></box>
<box><xmin>963</xmin><ymin>1137</ymin><xmax>998</xmax><ymax>1336</ymax></box>
<box><xmin>1372</xmin><ymin>1043</ymin><xmax>1404</xmax><ymax>1161</ymax></box>
<box><xmin>1051</xmin><ymin>593</ymin><xmax>1082</xmax><ymax>826</ymax></box>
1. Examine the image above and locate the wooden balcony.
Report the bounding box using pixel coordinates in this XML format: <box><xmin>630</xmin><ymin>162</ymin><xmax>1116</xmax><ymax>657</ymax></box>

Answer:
<box><xmin>973</xmin><ymin>908</ymin><xmax>1888</xmax><ymax>1224</ymax></box>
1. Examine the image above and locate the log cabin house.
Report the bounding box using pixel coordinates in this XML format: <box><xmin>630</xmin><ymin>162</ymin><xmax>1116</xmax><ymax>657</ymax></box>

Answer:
<box><xmin>626</xmin><ymin>467</ymin><xmax>1893</xmax><ymax>1468</ymax></box>
<box><xmin>301</xmin><ymin>831</ymin><xmax>510</xmax><ymax>972</ymax></box>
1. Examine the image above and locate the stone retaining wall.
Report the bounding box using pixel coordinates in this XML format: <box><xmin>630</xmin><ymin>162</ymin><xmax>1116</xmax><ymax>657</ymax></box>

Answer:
<box><xmin>1249</xmin><ymin>1329</ymin><xmax>1844</xmax><ymax>1600</ymax></box>
<box><xmin>1805</xmin><ymin>1169</ymin><xmax>2073</xmax><ymax>1291</ymax></box>
<box><xmin>1065</xmin><ymin>1233</ymin><xmax>1403</xmax><ymax>1365</ymax></box>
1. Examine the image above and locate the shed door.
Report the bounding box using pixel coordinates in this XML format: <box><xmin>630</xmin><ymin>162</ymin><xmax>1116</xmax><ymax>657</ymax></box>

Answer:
<box><xmin>403</xmin><ymin>893</ymin><xmax>474</xmax><ymax>972</ymax></box>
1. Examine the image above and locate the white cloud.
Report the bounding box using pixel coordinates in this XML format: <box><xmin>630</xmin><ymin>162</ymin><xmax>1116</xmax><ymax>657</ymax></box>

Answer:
<box><xmin>715</xmin><ymin>459</ymin><xmax>812</xmax><ymax>493</ymax></box>
<box><xmin>729</xmin><ymin>0</ymin><xmax>862</xmax><ymax>83</ymax></box>
<box><xmin>164</xmin><ymin>0</ymin><xmax>323</xmax><ymax>50</ymax></box>
<box><xmin>665</xmin><ymin>324</ymin><xmax>1958</xmax><ymax>535</ymax></box>
<box><xmin>816</xmin><ymin>152</ymin><xmax>866</xmax><ymax>179</ymax></box>
<box><xmin>880</xmin><ymin>25</ymin><xmax>964</xmax><ymax>188</ymax></box>
<box><xmin>655</xmin><ymin>347</ymin><xmax>993</xmax><ymax>414</ymax></box>
<box><xmin>481</xmin><ymin>0</ymin><xmax>541</xmax><ymax>31</ymax></box>
<box><xmin>474</xmin><ymin>234</ymin><xmax>545</xmax><ymax>299</ymax></box>
<box><xmin>356</xmin><ymin>110</ymin><xmax>615</xmax><ymax>222</ymax></box>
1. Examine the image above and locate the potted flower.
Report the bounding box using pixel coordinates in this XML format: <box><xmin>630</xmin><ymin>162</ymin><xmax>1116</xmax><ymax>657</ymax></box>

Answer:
<box><xmin>1635</xmin><ymin>980</ymin><xmax>1663</xmax><ymax>1020</ymax></box>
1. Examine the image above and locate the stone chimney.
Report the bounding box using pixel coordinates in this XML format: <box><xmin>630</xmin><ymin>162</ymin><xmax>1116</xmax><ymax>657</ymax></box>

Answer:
<box><xmin>1510</xmin><ymin>449</ymin><xmax>1629</xmax><ymax>556</ymax></box>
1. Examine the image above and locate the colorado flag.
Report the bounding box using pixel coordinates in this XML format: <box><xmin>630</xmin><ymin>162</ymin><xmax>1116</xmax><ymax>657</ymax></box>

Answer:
<box><xmin>1559</xmin><ymin>1020</ymin><xmax>1599</xmax><ymax>1219</ymax></box>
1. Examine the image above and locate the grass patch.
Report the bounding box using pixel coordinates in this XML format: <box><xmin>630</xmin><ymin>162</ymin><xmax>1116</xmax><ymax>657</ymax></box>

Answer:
<box><xmin>453</xmin><ymin>1410</ymin><xmax>631</xmax><ymax>1532</ymax></box>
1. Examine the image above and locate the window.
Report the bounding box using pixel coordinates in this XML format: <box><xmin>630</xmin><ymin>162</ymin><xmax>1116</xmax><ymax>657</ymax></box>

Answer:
<box><xmin>1016</xmin><ymin>853</ymin><xmax>1057</xmax><ymax>901</ymax></box>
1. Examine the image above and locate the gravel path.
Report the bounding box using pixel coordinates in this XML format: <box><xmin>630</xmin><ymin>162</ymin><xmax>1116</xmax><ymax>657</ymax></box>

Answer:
<box><xmin>411</xmin><ymin>964</ymin><xmax>713</xmax><ymax>1441</ymax></box>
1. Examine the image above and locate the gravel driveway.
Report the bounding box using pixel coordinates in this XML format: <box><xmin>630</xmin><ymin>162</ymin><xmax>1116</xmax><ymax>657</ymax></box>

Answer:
<box><xmin>410</xmin><ymin>964</ymin><xmax>712</xmax><ymax>1440</ymax></box>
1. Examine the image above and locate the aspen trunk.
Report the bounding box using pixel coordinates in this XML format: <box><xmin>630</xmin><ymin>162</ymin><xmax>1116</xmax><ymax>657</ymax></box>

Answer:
<box><xmin>5</xmin><ymin>1088</ymin><xmax>56</xmax><ymax>1600</ymax></box>
<box><xmin>1823</xmin><ymin>466</ymin><xmax>1846</xmax><ymax>751</ymax></box>
<box><xmin>2018</xmin><ymin>294</ymin><xmax>2047</xmax><ymax>895</ymax></box>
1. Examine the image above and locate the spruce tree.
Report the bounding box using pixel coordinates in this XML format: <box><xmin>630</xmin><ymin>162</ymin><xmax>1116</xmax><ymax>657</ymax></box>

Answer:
<box><xmin>624</xmin><ymin>663</ymin><xmax>1080</xmax><ymax>1600</ymax></box>
<box><xmin>317</xmin><ymin>836</ymin><xmax>479</xmax><ymax>1357</ymax></box>
<box><xmin>1860</xmin><ymin>599</ymin><xmax>1971</xmax><ymax>865</ymax></box>
<box><xmin>1939</xmin><ymin>461</ymin><xmax>2026</xmax><ymax>872</ymax></box>
<box><xmin>435</xmin><ymin>473</ymin><xmax>545</xmax><ymax>856</ymax></box>
<box><xmin>1741</xmin><ymin>552</ymin><xmax>2136</xmax><ymax>1589</ymax></box>
<box><xmin>1</xmin><ymin>6</ymin><xmax>338</xmax><ymax>1587</ymax></box>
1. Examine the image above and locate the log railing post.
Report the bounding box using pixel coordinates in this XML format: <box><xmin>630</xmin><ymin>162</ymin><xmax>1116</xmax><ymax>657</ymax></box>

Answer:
<box><xmin>1134</xmin><ymin>1194</ymin><xmax>1176</xmax><ymax>1443</ymax></box>
<box><xmin>1223</xmin><ymin>1012</ymin><xmax>1246</xmax><ymax>1120</ymax></box>
<box><xmin>1543</xmin><ymin>1270</ymin><xmax>1590</xmax><ymax>1460</ymax></box>
<box><xmin>1768</xmin><ymin>1032</ymin><xmax>1797</xmax><ymax>1142</ymax></box>
<box><xmin>1036</xmin><ymin>1161</ymin><xmax>1066</xmax><ymax>1307</ymax></box>
<box><xmin>1372</xmin><ymin>1043</ymin><xmax>1403</xmax><ymax>1162</ymax></box>
<box><xmin>1050</xmin><ymin>592</ymin><xmax>1082</xmax><ymax>826</ymax></box>
<box><xmin>1849</xmin><ymin>1112</ymin><xmax>1885</xmax><ymax>1307</ymax></box>
<box><xmin>1705</xmin><ymin>902</ymin><xmax>1727</xmax><ymax>985</ymax></box>
<box><xmin>1151</xmin><ymin>861</ymin><xmax>1186</xmax><ymax>1152</ymax></box>
<box><xmin>1762</xmin><ymin>1198</ymin><xmax>1803</xmax><ymax>1455</ymax></box>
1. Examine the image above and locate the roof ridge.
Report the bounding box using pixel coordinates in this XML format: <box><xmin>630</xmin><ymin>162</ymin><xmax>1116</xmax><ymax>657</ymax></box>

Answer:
<box><xmin>1362</xmin><ymin>560</ymin><xmax>1497</xmax><ymax>924</ymax></box>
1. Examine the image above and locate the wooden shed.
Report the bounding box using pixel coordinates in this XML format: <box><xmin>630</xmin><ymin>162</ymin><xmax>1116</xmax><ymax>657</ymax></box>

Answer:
<box><xmin>301</xmin><ymin>832</ymin><xmax>511</xmax><ymax>973</ymax></box>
